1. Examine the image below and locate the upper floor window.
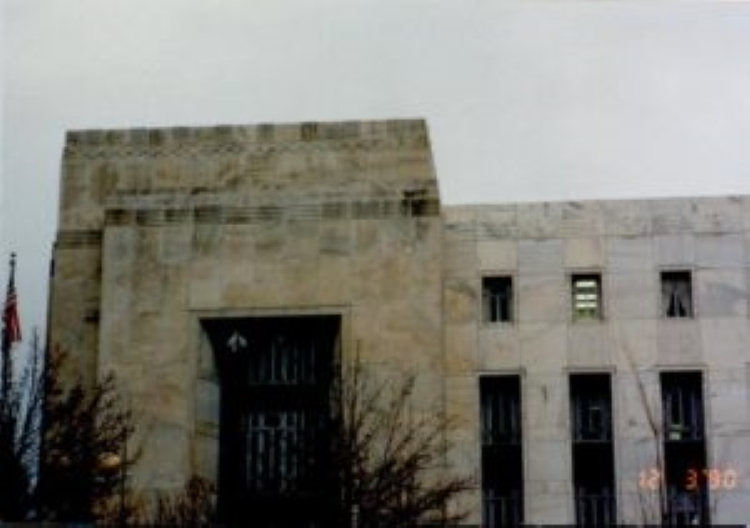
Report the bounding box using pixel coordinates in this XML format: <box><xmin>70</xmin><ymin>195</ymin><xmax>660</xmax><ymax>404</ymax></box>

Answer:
<box><xmin>571</xmin><ymin>274</ymin><xmax>602</xmax><ymax>321</ymax></box>
<box><xmin>483</xmin><ymin>276</ymin><xmax>513</xmax><ymax>324</ymax></box>
<box><xmin>661</xmin><ymin>271</ymin><xmax>693</xmax><ymax>318</ymax></box>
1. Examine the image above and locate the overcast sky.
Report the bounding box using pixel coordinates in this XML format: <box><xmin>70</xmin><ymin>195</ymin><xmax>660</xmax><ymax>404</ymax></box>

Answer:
<box><xmin>2</xmin><ymin>0</ymin><xmax>750</xmax><ymax>333</ymax></box>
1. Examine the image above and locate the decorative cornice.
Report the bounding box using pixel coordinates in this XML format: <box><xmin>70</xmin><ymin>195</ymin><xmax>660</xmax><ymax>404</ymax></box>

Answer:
<box><xmin>56</xmin><ymin>230</ymin><xmax>103</xmax><ymax>249</ymax></box>
<box><xmin>103</xmin><ymin>196</ymin><xmax>441</xmax><ymax>227</ymax></box>
<box><xmin>63</xmin><ymin>120</ymin><xmax>430</xmax><ymax>161</ymax></box>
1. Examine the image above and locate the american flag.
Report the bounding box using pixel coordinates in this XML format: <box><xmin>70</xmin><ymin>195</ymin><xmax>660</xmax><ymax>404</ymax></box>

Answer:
<box><xmin>2</xmin><ymin>253</ymin><xmax>21</xmax><ymax>348</ymax></box>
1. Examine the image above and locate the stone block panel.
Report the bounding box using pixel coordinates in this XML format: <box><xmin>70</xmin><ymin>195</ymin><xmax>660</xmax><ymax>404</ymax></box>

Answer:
<box><xmin>518</xmin><ymin>274</ymin><xmax>566</xmax><ymax>323</ymax></box>
<box><xmin>567</xmin><ymin>323</ymin><xmax>612</xmax><ymax>366</ymax></box>
<box><xmin>603</xmin><ymin>200</ymin><xmax>652</xmax><ymax>236</ymax></box>
<box><xmin>608</xmin><ymin>271</ymin><xmax>658</xmax><ymax>320</ymax></box>
<box><xmin>564</xmin><ymin>237</ymin><xmax>604</xmax><ymax>269</ymax></box>
<box><xmin>516</xmin><ymin>202</ymin><xmax>563</xmax><ymax>239</ymax></box>
<box><xmin>696</xmin><ymin>270</ymin><xmax>747</xmax><ymax>317</ymax></box>
<box><xmin>607</xmin><ymin>236</ymin><xmax>653</xmax><ymax>271</ymax></box>
<box><xmin>445</xmin><ymin>324</ymin><xmax>478</xmax><ymax>375</ymax></box>
<box><xmin>655</xmin><ymin>234</ymin><xmax>695</xmax><ymax>266</ymax></box>
<box><xmin>477</xmin><ymin>240</ymin><xmax>517</xmax><ymax>271</ymax></box>
<box><xmin>518</xmin><ymin>239</ymin><xmax>563</xmax><ymax>273</ymax></box>
<box><xmin>559</xmin><ymin>201</ymin><xmax>605</xmax><ymax>238</ymax></box>
<box><xmin>695</xmin><ymin>233</ymin><xmax>745</xmax><ymax>269</ymax></box>
<box><xmin>611</xmin><ymin>320</ymin><xmax>658</xmax><ymax>370</ymax></box>
<box><xmin>520</xmin><ymin>323</ymin><xmax>568</xmax><ymax>373</ymax></box>
<box><xmin>478</xmin><ymin>325</ymin><xmax>521</xmax><ymax>370</ymax></box>
<box><xmin>444</xmin><ymin>277</ymin><xmax>479</xmax><ymax>325</ymax></box>
<box><xmin>524</xmin><ymin>373</ymin><xmax>569</xmax><ymax>437</ymax></box>
<box><xmin>657</xmin><ymin>321</ymin><xmax>702</xmax><ymax>365</ymax></box>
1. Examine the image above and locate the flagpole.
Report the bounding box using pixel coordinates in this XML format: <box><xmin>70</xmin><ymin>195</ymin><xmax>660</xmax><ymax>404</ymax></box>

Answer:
<box><xmin>1</xmin><ymin>253</ymin><xmax>18</xmax><ymax>414</ymax></box>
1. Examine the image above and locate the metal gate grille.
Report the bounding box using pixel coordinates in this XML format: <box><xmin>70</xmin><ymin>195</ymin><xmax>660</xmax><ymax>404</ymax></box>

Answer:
<box><xmin>204</xmin><ymin>315</ymin><xmax>339</xmax><ymax>526</ymax></box>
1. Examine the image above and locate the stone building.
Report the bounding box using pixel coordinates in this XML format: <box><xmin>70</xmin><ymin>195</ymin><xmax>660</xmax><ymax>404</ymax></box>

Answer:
<box><xmin>49</xmin><ymin>119</ymin><xmax>750</xmax><ymax>525</ymax></box>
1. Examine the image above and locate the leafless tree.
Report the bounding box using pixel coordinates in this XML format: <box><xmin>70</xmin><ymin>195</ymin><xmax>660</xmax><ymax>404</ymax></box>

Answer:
<box><xmin>135</xmin><ymin>475</ymin><xmax>216</xmax><ymax>526</ymax></box>
<box><xmin>331</xmin><ymin>355</ymin><xmax>474</xmax><ymax>527</ymax></box>
<box><xmin>623</xmin><ymin>348</ymin><xmax>667</xmax><ymax>524</ymax></box>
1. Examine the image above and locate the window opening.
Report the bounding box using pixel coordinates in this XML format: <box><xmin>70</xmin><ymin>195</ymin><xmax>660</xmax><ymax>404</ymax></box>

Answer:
<box><xmin>480</xmin><ymin>376</ymin><xmax>523</xmax><ymax>526</ymax></box>
<box><xmin>661</xmin><ymin>271</ymin><xmax>693</xmax><ymax>318</ymax></box>
<box><xmin>483</xmin><ymin>276</ymin><xmax>514</xmax><ymax>323</ymax></box>
<box><xmin>569</xmin><ymin>374</ymin><xmax>616</xmax><ymax>527</ymax></box>
<box><xmin>572</xmin><ymin>274</ymin><xmax>602</xmax><ymax>321</ymax></box>
<box><xmin>661</xmin><ymin>372</ymin><xmax>709</xmax><ymax>525</ymax></box>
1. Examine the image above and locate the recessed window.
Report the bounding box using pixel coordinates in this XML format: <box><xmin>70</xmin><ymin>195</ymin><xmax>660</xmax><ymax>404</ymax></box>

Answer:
<box><xmin>661</xmin><ymin>271</ymin><xmax>693</xmax><ymax>318</ymax></box>
<box><xmin>569</xmin><ymin>374</ymin><xmax>616</xmax><ymax>526</ymax></box>
<box><xmin>660</xmin><ymin>372</ymin><xmax>709</xmax><ymax>524</ymax></box>
<box><xmin>482</xmin><ymin>276</ymin><xmax>513</xmax><ymax>323</ymax></box>
<box><xmin>571</xmin><ymin>274</ymin><xmax>602</xmax><ymax>321</ymax></box>
<box><xmin>570</xmin><ymin>374</ymin><xmax>612</xmax><ymax>442</ymax></box>
<box><xmin>480</xmin><ymin>376</ymin><xmax>523</xmax><ymax>526</ymax></box>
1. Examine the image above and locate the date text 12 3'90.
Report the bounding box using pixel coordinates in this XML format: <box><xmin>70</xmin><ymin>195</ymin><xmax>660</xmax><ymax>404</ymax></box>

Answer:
<box><xmin>638</xmin><ymin>468</ymin><xmax>738</xmax><ymax>491</ymax></box>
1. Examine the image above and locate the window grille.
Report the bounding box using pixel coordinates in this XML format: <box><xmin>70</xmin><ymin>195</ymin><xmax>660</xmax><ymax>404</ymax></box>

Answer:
<box><xmin>574</xmin><ymin>488</ymin><xmax>616</xmax><ymax>527</ymax></box>
<box><xmin>660</xmin><ymin>372</ymin><xmax>709</xmax><ymax>525</ymax></box>
<box><xmin>204</xmin><ymin>315</ymin><xmax>339</xmax><ymax>525</ymax></box>
<box><xmin>571</xmin><ymin>377</ymin><xmax>612</xmax><ymax>442</ymax></box>
<box><xmin>572</xmin><ymin>274</ymin><xmax>602</xmax><ymax>321</ymax></box>
<box><xmin>570</xmin><ymin>374</ymin><xmax>616</xmax><ymax>527</ymax></box>
<box><xmin>661</xmin><ymin>372</ymin><xmax>704</xmax><ymax>442</ymax></box>
<box><xmin>665</xmin><ymin>487</ymin><xmax>707</xmax><ymax>526</ymax></box>
<box><xmin>483</xmin><ymin>489</ymin><xmax>523</xmax><ymax>527</ymax></box>
<box><xmin>480</xmin><ymin>376</ymin><xmax>523</xmax><ymax>527</ymax></box>
<box><xmin>247</xmin><ymin>335</ymin><xmax>318</xmax><ymax>386</ymax></box>
<box><xmin>481</xmin><ymin>377</ymin><xmax>521</xmax><ymax>445</ymax></box>
<box><xmin>245</xmin><ymin>410</ymin><xmax>325</xmax><ymax>493</ymax></box>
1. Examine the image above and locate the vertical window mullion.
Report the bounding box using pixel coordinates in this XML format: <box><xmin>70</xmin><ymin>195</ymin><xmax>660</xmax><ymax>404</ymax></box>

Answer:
<box><xmin>482</xmin><ymin>276</ymin><xmax>514</xmax><ymax>324</ymax></box>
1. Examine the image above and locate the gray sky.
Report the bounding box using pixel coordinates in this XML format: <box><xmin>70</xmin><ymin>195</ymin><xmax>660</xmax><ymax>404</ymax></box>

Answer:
<box><xmin>2</xmin><ymin>0</ymin><xmax>750</xmax><ymax>333</ymax></box>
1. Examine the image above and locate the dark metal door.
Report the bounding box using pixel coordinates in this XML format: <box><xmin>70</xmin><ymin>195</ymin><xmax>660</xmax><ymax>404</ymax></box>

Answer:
<box><xmin>204</xmin><ymin>315</ymin><xmax>339</xmax><ymax>527</ymax></box>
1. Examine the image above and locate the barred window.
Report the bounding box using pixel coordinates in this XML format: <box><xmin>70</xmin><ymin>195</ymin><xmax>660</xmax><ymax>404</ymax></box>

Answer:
<box><xmin>570</xmin><ymin>373</ymin><xmax>616</xmax><ymax>527</ymax></box>
<box><xmin>572</xmin><ymin>274</ymin><xmax>602</xmax><ymax>321</ymax></box>
<box><xmin>480</xmin><ymin>376</ymin><xmax>523</xmax><ymax>527</ymax></box>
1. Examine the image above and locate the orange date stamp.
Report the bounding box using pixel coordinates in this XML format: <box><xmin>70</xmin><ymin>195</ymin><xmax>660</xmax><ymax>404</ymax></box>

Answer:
<box><xmin>638</xmin><ymin>467</ymin><xmax>739</xmax><ymax>491</ymax></box>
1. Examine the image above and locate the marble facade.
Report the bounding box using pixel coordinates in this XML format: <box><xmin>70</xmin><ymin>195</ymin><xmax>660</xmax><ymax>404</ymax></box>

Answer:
<box><xmin>49</xmin><ymin>119</ymin><xmax>750</xmax><ymax>524</ymax></box>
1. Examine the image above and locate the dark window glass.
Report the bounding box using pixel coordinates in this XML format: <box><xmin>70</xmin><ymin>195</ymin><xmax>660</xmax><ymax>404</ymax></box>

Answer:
<box><xmin>661</xmin><ymin>371</ymin><xmax>709</xmax><ymax>525</ymax></box>
<box><xmin>661</xmin><ymin>271</ymin><xmax>693</xmax><ymax>318</ymax></box>
<box><xmin>483</xmin><ymin>276</ymin><xmax>513</xmax><ymax>323</ymax></box>
<box><xmin>480</xmin><ymin>376</ymin><xmax>523</xmax><ymax>526</ymax></box>
<box><xmin>570</xmin><ymin>374</ymin><xmax>616</xmax><ymax>527</ymax></box>
<box><xmin>204</xmin><ymin>316</ymin><xmax>339</xmax><ymax>526</ymax></box>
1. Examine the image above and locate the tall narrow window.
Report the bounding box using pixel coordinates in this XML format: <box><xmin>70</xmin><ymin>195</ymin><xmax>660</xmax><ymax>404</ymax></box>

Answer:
<box><xmin>661</xmin><ymin>271</ymin><xmax>693</xmax><ymax>318</ymax></box>
<box><xmin>483</xmin><ymin>276</ymin><xmax>514</xmax><ymax>323</ymax></box>
<box><xmin>661</xmin><ymin>372</ymin><xmax>708</xmax><ymax>525</ymax></box>
<box><xmin>571</xmin><ymin>274</ymin><xmax>602</xmax><ymax>321</ymax></box>
<box><xmin>480</xmin><ymin>376</ymin><xmax>523</xmax><ymax>526</ymax></box>
<box><xmin>570</xmin><ymin>374</ymin><xmax>616</xmax><ymax>527</ymax></box>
